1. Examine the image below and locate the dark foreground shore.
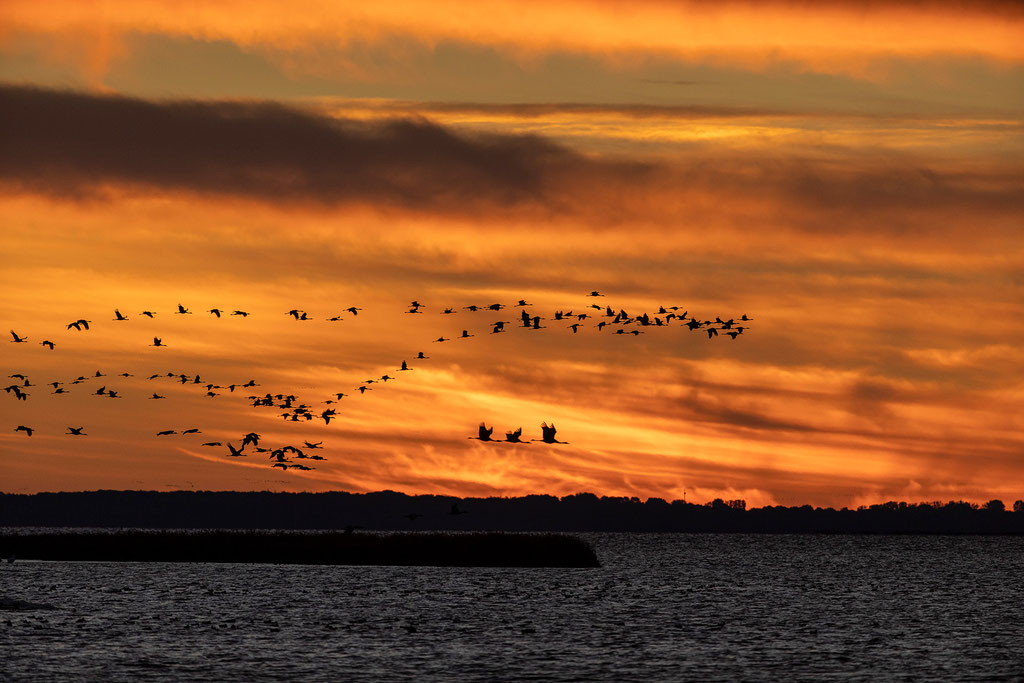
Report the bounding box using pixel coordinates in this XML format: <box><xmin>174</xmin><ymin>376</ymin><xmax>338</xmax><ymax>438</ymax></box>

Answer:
<box><xmin>0</xmin><ymin>530</ymin><xmax>600</xmax><ymax>567</ymax></box>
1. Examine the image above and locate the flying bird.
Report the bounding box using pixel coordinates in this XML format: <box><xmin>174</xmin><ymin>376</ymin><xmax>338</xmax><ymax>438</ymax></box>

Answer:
<box><xmin>151</xmin><ymin>337</ymin><xmax>165</xmax><ymax>347</ymax></box>
<box><xmin>231</xmin><ymin>310</ymin><xmax>249</xmax><ymax>317</ymax></box>
<box><xmin>10</xmin><ymin>330</ymin><xmax>27</xmax><ymax>343</ymax></box>
<box><xmin>176</xmin><ymin>304</ymin><xmax>191</xmax><ymax>314</ymax></box>
<box><xmin>66</xmin><ymin>427</ymin><xmax>87</xmax><ymax>436</ymax></box>
<box><xmin>41</xmin><ymin>340</ymin><xmax>55</xmax><ymax>349</ymax></box>
<box><xmin>15</xmin><ymin>426</ymin><xmax>33</xmax><ymax>437</ymax></box>
<box><xmin>140</xmin><ymin>311</ymin><xmax>156</xmax><ymax>318</ymax></box>
<box><xmin>536</xmin><ymin>422</ymin><xmax>567</xmax><ymax>444</ymax></box>
<box><xmin>471</xmin><ymin>423</ymin><xmax>494</xmax><ymax>441</ymax></box>
<box><xmin>504</xmin><ymin>427</ymin><xmax>526</xmax><ymax>443</ymax></box>
<box><xmin>113</xmin><ymin>309</ymin><xmax>128</xmax><ymax>321</ymax></box>
<box><xmin>156</xmin><ymin>430</ymin><xmax>177</xmax><ymax>436</ymax></box>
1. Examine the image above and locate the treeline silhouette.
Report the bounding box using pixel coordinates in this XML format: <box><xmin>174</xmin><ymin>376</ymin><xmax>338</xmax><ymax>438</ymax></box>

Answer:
<box><xmin>2</xmin><ymin>491</ymin><xmax>1023</xmax><ymax>534</ymax></box>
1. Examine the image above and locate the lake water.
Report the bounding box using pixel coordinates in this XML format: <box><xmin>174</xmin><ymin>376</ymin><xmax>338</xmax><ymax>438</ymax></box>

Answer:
<box><xmin>2</xmin><ymin>533</ymin><xmax>1022</xmax><ymax>681</ymax></box>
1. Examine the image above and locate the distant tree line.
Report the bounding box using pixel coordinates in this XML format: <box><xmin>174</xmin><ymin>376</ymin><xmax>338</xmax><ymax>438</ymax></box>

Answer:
<box><xmin>2</xmin><ymin>491</ymin><xmax>1023</xmax><ymax>534</ymax></box>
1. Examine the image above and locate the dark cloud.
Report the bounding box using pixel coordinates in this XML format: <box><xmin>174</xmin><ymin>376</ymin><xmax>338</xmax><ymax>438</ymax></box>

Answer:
<box><xmin>0</xmin><ymin>83</ymin><xmax>598</xmax><ymax>211</ymax></box>
<box><xmin>1</xmin><ymin>84</ymin><xmax>1021</xmax><ymax>224</ymax></box>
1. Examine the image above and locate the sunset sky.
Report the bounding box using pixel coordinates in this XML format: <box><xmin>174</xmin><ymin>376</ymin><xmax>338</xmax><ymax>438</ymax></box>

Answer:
<box><xmin>2</xmin><ymin>1</ymin><xmax>1022</xmax><ymax>507</ymax></box>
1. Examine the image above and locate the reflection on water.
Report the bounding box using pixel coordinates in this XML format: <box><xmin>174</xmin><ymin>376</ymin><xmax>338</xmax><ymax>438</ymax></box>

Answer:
<box><xmin>2</xmin><ymin>534</ymin><xmax>1022</xmax><ymax>681</ymax></box>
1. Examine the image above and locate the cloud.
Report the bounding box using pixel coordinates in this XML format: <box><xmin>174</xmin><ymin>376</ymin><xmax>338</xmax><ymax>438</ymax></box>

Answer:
<box><xmin>3</xmin><ymin>84</ymin><xmax>1022</xmax><ymax>229</ymax></box>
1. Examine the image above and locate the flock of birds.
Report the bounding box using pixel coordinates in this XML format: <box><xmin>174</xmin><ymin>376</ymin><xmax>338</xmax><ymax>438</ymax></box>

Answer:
<box><xmin>7</xmin><ymin>292</ymin><xmax>752</xmax><ymax>475</ymax></box>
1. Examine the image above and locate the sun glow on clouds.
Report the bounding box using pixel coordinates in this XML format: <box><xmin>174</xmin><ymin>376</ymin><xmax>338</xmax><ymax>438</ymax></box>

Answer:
<box><xmin>1</xmin><ymin>2</ymin><xmax>1023</xmax><ymax>506</ymax></box>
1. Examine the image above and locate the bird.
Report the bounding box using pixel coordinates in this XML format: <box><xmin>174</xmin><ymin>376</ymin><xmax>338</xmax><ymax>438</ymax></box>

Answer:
<box><xmin>227</xmin><ymin>443</ymin><xmax>246</xmax><ymax>457</ymax></box>
<box><xmin>357</xmin><ymin>385</ymin><xmax>371</xmax><ymax>394</ymax></box>
<box><xmin>588</xmin><ymin>291</ymin><xmax>604</xmax><ymax>297</ymax></box>
<box><xmin>303</xmin><ymin>441</ymin><xmax>323</xmax><ymax>449</ymax></box>
<box><xmin>516</xmin><ymin>299</ymin><xmax>532</xmax><ymax>306</ymax></box>
<box><xmin>41</xmin><ymin>340</ymin><xmax>55</xmax><ymax>349</ymax></box>
<box><xmin>442</xmin><ymin>308</ymin><xmax>455</xmax><ymax>314</ymax></box>
<box><xmin>208</xmin><ymin>308</ymin><xmax>222</xmax><ymax>317</ymax></box>
<box><xmin>707</xmin><ymin>327</ymin><xmax>718</xmax><ymax>338</ymax></box>
<box><xmin>459</xmin><ymin>330</ymin><xmax>474</xmax><ymax>339</ymax></box>
<box><xmin>66</xmin><ymin>427</ymin><xmax>87</xmax><ymax>436</ymax></box>
<box><xmin>417</xmin><ymin>352</ymin><xmax>429</xmax><ymax>359</ymax></box>
<box><xmin>471</xmin><ymin>422</ymin><xmax>494</xmax><ymax>441</ymax></box>
<box><xmin>433</xmin><ymin>337</ymin><xmax>449</xmax><ymax>343</ymax></box>
<box><xmin>176</xmin><ymin>304</ymin><xmax>191</xmax><ymax>314</ymax></box>
<box><xmin>113</xmin><ymin>309</ymin><xmax>128</xmax><ymax>321</ymax></box>
<box><xmin>231</xmin><ymin>310</ymin><xmax>249</xmax><ymax>317</ymax></box>
<box><xmin>182</xmin><ymin>428</ymin><xmax>201</xmax><ymax>434</ymax></box>
<box><xmin>15</xmin><ymin>426</ymin><xmax>33</xmax><ymax>437</ymax></box>
<box><xmin>151</xmin><ymin>337</ymin><xmax>165</xmax><ymax>347</ymax></box>
<box><xmin>504</xmin><ymin>427</ymin><xmax>526</xmax><ymax>443</ymax></box>
<box><xmin>345</xmin><ymin>307</ymin><xmax>362</xmax><ymax>315</ymax></box>
<box><xmin>241</xmin><ymin>432</ymin><xmax>261</xmax><ymax>448</ymax></box>
<box><xmin>156</xmin><ymin>430</ymin><xmax>177</xmax><ymax>436</ymax></box>
<box><xmin>66</xmin><ymin>319</ymin><xmax>91</xmax><ymax>331</ymax></box>
<box><xmin>52</xmin><ymin>387</ymin><xmax>67</xmax><ymax>394</ymax></box>
<box><xmin>399</xmin><ymin>360</ymin><xmax>411</xmax><ymax>371</ymax></box>
<box><xmin>536</xmin><ymin>422</ymin><xmax>566</xmax><ymax>444</ymax></box>
<box><xmin>202</xmin><ymin>442</ymin><xmax>222</xmax><ymax>447</ymax></box>
<box><xmin>10</xmin><ymin>330</ymin><xmax>27</xmax><ymax>343</ymax></box>
<box><xmin>568</xmin><ymin>323</ymin><xmax>580</xmax><ymax>333</ymax></box>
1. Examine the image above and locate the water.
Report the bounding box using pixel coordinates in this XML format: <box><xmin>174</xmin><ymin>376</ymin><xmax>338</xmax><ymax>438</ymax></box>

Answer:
<box><xmin>2</xmin><ymin>534</ymin><xmax>1022</xmax><ymax>681</ymax></box>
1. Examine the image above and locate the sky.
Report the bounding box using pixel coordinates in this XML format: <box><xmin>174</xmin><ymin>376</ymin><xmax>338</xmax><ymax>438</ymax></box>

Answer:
<box><xmin>1</xmin><ymin>0</ymin><xmax>1022</xmax><ymax>507</ymax></box>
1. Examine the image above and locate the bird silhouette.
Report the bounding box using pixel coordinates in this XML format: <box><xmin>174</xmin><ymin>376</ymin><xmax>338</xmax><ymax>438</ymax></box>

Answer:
<box><xmin>535</xmin><ymin>422</ymin><xmax>567</xmax><ymax>444</ymax></box>
<box><xmin>417</xmin><ymin>352</ymin><xmax>429</xmax><ymax>359</ymax></box>
<box><xmin>346</xmin><ymin>307</ymin><xmax>362</xmax><ymax>315</ymax></box>
<box><xmin>140</xmin><ymin>311</ymin><xmax>156</xmax><ymax>318</ymax></box>
<box><xmin>399</xmin><ymin>360</ymin><xmax>411</xmax><ymax>371</ymax></box>
<box><xmin>113</xmin><ymin>309</ymin><xmax>128</xmax><ymax>321</ymax></box>
<box><xmin>231</xmin><ymin>310</ymin><xmax>249</xmax><ymax>317</ymax></box>
<box><xmin>151</xmin><ymin>337</ymin><xmax>165</xmax><ymax>347</ymax></box>
<box><xmin>15</xmin><ymin>425</ymin><xmax>33</xmax><ymax>437</ymax></box>
<box><xmin>176</xmin><ymin>304</ymin><xmax>191</xmax><ymax>314</ymax></box>
<box><xmin>66</xmin><ymin>427</ymin><xmax>87</xmax><ymax>436</ymax></box>
<box><xmin>156</xmin><ymin>430</ymin><xmax>177</xmax><ymax>436</ymax></box>
<box><xmin>10</xmin><ymin>330</ymin><xmax>27</xmax><ymax>343</ymax></box>
<box><xmin>471</xmin><ymin>422</ymin><xmax>494</xmax><ymax>441</ymax></box>
<box><xmin>208</xmin><ymin>308</ymin><xmax>222</xmax><ymax>317</ymax></box>
<box><xmin>504</xmin><ymin>427</ymin><xmax>526</xmax><ymax>443</ymax></box>
<box><xmin>150</xmin><ymin>393</ymin><xmax>166</xmax><ymax>399</ymax></box>
<box><xmin>182</xmin><ymin>428</ymin><xmax>201</xmax><ymax>434</ymax></box>
<box><xmin>227</xmin><ymin>443</ymin><xmax>246</xmax><ymax>457</ymax></box>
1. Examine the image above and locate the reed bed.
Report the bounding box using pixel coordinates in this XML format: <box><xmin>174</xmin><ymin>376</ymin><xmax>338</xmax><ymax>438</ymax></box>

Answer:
<box><xmin>0</xmin><ymin>530</ymin><xmax>600</xmax><ymax>567</ymax></box>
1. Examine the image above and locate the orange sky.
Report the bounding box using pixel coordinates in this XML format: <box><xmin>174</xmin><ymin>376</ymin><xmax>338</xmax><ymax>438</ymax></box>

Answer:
<box><xmin>1</xmin><ymin>1</ymin><xmax>1022</xmax><ymax>506</ymax></box>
